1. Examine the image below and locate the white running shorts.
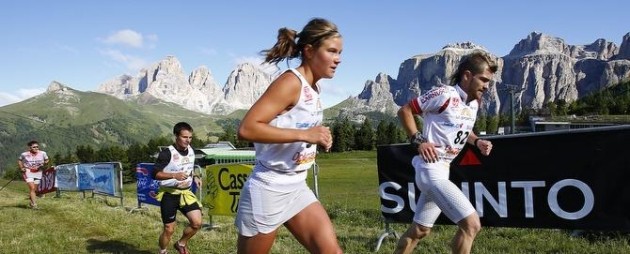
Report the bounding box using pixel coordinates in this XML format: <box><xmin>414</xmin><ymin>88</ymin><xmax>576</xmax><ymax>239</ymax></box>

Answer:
<box><xmin>24</xmin><ymin>170</ymin><xmax>42</xmax><ymax>184</ymax></box>
<box><xmin>411</xmin><ymin>156</ymin><xmax>476</xmax><ymax>227</ymax></box>
<box><xmin>235</xmin><ymin>178</ymin><xmax>318</xmax><ymax>237</ymax></box>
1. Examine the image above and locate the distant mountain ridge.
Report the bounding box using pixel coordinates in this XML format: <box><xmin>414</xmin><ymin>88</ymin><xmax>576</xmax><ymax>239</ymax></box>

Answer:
<box><xmin>339</xmin><ymin>32</ymin><xmax>630</xmax><ymax>121</ymax></box>
<box><xmin>94</xmin><ymin>32</ymin><xmax>630</xmax><ymax>123</ymax></box>
<box><xmin>97</xmin><ymin>56</ymin><xmax>272</xmax><ymax>115</ymax></box>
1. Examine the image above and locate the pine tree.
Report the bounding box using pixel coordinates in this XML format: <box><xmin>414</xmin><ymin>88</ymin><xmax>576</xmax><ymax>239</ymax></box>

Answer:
<box><xmin>386</xmin><ymin>122</ymin><xmax>403</xmax><ymax>144</ymax></box>
<box><xmin>487</xmin><ymin>115</ymin><xmax>500</xmax><ymax>134</ymax></box>
<box><xmin>355</xmin><ymin>118</ymin><xmax>374</xmax><ymax>150</ymax></box>
<box><xmin>331</xmin><ymin>117</ymin><xmax>355</xmax><ymax>152</ymax></box>
<box><xmin>376</xmin><ymin>120</ymin><xmax>389</xmax><ymax>145</ymax></box>
<box><xmin>475</xmin><ymin>115</ymin><xmax>487</xmax><ymax>134</ymax></box>
<box><xmin>75</xmin><ymin>145</ymin><xmax>96</xmax><ymax>163</ymax></box>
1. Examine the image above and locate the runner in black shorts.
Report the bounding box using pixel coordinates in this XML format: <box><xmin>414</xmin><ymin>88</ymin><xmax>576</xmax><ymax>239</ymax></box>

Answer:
<box><xmin>160</xmin><ymin>192</ymin><xmax>201</xmax><ymax>224</ymax></box>
<box><xmin>153</xmin><ymin>122</ymin><xmax>203</xmax><ymax>254</ymax></box>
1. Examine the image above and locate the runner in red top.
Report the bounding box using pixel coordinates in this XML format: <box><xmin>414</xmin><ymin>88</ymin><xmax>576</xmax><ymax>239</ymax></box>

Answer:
<box><xmin>18</xmin><ymin>140</ymin><xmax>49</xmax><ymax>209</ymax></box>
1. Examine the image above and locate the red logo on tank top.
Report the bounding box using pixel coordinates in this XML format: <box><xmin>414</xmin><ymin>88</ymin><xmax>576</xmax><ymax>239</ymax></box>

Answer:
<box><xmin>452</xmin><ymin>97</ymin><xmax>460</xmax><ymax>107</ymax></box>
<box><xmin>303</xmin><ymin>86</ymin><xmax>313</xmax><ymax>102</ymax></box>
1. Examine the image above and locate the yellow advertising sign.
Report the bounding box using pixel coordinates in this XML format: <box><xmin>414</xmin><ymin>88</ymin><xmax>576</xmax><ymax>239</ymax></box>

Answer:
<box><xmin>202</xmin><ymin>164</ymin><xmax>253</xmax><ymax>216</ymax></box>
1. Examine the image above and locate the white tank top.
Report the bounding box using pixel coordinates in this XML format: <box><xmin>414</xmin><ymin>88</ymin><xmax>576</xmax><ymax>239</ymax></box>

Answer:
<box><xmin>253</xmin><ymin>69</ymin><xmax>323</xmax><ymax>177</ymax></box>
<box><xmin>411</xmin><ymin>84</ymin><xmax>478</xmax><ymax>163</ymax></box>
<box><xmin>159</xmin><ymin>145</ymin><xmax>196</xmax><ymax>189</ymax></box>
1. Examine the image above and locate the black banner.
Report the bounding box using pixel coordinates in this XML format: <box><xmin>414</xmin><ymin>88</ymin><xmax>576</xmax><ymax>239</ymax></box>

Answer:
<box><xmin>377</xmin><ymin>125</ymin><xmax>630</xmax><ymax>230</ymax></box>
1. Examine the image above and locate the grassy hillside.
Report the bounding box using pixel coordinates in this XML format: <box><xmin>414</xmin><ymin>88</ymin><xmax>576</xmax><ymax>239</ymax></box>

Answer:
<box><xmin>0</xmin><ymin>86</ymin><xmax>222</xmax><ymax>172</ymax></box>
<box><xmin>1</xmin><ymin>151</ymin><xmax>629</xmax><ymax>253</ymax></box>
<box><xmin>324</xmin><ymin>98</ymin><xmax>355</xmax><ymax>121</ymax></box>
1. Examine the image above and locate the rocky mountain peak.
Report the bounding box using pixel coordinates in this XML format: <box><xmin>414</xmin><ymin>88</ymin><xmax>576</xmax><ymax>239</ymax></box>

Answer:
<box><xmin>44</xmin><ymin>81</ymin><xmax>81</xmax><ymax>106</ymax></box>
<box><xmin>222</xmin><ymin>63</ymin><xmax>273</xmax><ymax>109</ymax></box>
<box><xmin>96</xmin><ymin>56</ymin><xmax>272</xmax><ymax>115</ymax></box>
<box><xmin>616</xmin><ymin>32</ymin><xmax>630</xmax><ymax>60</ymax></box>
<box><xmin>157</xmin><ymin>55</ymin><xmax>183</xmax><ymax>71</ymax></box>
<box><xmin>189</xmin><ymin>65</ymin><xmax>219</xmax><ymax>92</ymax></box>
<box><xmin>339</xmin><ymin>72</ymin><xmax>398</xmax><ymax>122</ymax></box>
<box><xmin>46</xmin><ymin>81</ymin><xmax>80</xmax><ymax>98</ymax></box>
<box><xmin>237</xmin><ymin>62</ymin><xmax>260</xmax><ymax>72</ymax></box>
<box><xmin>149</xmin><ymin>55</ymin><xmax>185</xmax><ymax>82</ymax></box>
<box><xmin>47</xmin><ymin>81</ymin><xmax>70</xmax><ymax>93</ymax></box>
<box><xmin>507</xmin><ymin>32</ymin><xmax>568</xmax><ymax>58</ymax></box>
<box><xmin>443</xmin><ymin>41</ymin><xmax>485</xmax><ymax>51</ymax></box>
<box><xmin>374</xmin><ymin>72</ymin><xmax>390</xmax><ymax>84</ymax></box>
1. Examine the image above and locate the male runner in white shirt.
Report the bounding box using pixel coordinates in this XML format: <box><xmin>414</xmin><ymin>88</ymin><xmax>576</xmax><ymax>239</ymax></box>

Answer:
<box><xmin>395</xmin><ymin>51</ymin><xmax>497</xmax><ymax>254</ymax></box>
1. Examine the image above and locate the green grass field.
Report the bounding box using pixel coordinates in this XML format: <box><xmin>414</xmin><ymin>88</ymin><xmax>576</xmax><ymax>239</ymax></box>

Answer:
<box><xmin>1</xmin><ymin>151</ymin><xmax>630</xmax><ymax>253</ymax></box>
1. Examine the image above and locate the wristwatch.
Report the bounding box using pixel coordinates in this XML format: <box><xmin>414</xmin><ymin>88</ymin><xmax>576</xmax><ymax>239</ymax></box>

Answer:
<box><xmin>409</xmin><ymin>131</ymin><xmax>427</xmax><ymax>147</ymax></box>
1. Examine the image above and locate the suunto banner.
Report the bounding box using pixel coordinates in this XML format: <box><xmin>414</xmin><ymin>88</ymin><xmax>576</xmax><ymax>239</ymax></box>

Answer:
<box><xmin>377</xmin><ymin>126</ymin><xmax>630</xmax><ymax>230</ymax></box>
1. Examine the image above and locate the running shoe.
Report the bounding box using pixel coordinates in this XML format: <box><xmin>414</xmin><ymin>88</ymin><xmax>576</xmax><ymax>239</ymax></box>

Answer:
<box><xmin>173</xmin><ymin>242</ymin><xmax>189</xmax><ymax>254</ymax></box>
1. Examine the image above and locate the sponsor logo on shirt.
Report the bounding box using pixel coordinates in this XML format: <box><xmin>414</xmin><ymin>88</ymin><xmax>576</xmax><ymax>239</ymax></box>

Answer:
<box><xmin>295</xmin><ymin>122</ymin><xmax>318</xmax><ymax>129</ymax></box>
<box><xmin>461</xmin><ymin>108</ymin><xmax>472</xmax><ymax>117</ymax></box>
<box><xmin>303</xmin><ymin>86</ymin><xmax>313</xmax><ymax>102</ymax></box>
<box><xmin>456</xmin><ymin>108</ymin><xmax>476</xmax><ymax>121</ymax></box>
<box><xmin>440</xmin><ymin>122</ymin><xmax>464</xmax><ymax>128</ymax></box>
<box><xmin>438</xmin><ymin>145</ymin><xmax>461</xmax><ymax>161</ymax></box>
<box><xmin>293</xmin><ymin>150</ymin><xmax>317</xmax><ymax>165</ymax></box>
<box><xmin>420</xmin><ymin>87</ymin><xmax>447</xmax><ymax>104</ymax></box>
<box><xmin>451</xmin><ymin>97</ymin><xmax>461</xmax><ymax>107</ymax></box>
<box><xmin>181</xmin><ymin>155</ymin><xmax>190</xmax><ymax>164</ymax></box>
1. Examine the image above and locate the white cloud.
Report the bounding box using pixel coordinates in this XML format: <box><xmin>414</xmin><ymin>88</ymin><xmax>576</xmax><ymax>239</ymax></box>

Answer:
<box><xmin>0</xmin><ymin>88</ymin><xmax>46</xmax><ymax>107</ymax></box>
<box><xmin>102</xmin><ymin>29</ymin><xmax>145</xmax><ymax>48</ymax></box>
<box><xmin>145</xmin><ymin>34</ymin><xmax>158</xmax><ymax>49</ymax></box>
<box><xmin>200</xmin><ymin>47</ymin><xmax>218</xmax><ymax>56</ymax></box>
<box><xmin>100</xmin><ymin>49</ymin><xmax>148</xmax><ymax>72</ymax></box>
<box><xmin>97</xmin><ymin>29</ymin><xmax>156</xmax><ymax>73</ymax></box>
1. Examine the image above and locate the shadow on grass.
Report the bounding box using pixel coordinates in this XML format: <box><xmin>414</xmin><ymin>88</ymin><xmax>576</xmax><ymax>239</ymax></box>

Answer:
<box><xmin>339</xmin><ymin>232</ymin><xmax>400</xmax><ymax>252</ymax></box>
<box><xmin>1</xmin><ymin>204</ymin><xmax>35</xmax><ymax>210</ymax></box>
<box><xmin>567</xmin><ymin>230</ymin><xmax>630</xmax><ymax>244</ymax></box>
<box><xmin>328</xmin><ymin>206</ymin><xmax>405</xmax><ymax>251</ymax></box>
<box><xmin>86</xmin><ymin>239</ymin><xmax>153</xmax><ymax>254</ymax></box>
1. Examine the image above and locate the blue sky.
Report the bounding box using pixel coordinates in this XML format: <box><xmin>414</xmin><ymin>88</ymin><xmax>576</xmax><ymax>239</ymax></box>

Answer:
<box><xmin>1</xmin><ymin>0</ymin><xmax>629</xmax><ymax>108</ymax></box>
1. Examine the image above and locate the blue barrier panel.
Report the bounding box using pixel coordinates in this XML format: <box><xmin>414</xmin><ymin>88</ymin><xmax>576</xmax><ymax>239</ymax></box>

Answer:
<box><xmin>136</xmin><ymin>163</ymin><xmax>160</xmax><ymax>206</ymax></box>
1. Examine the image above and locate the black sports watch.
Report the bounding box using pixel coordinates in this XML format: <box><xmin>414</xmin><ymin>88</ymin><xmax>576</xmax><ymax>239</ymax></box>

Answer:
<box><xmin>409</xmin><ymin>131</ymin><xmax>427</xmax><ymax>147</ymax></box>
